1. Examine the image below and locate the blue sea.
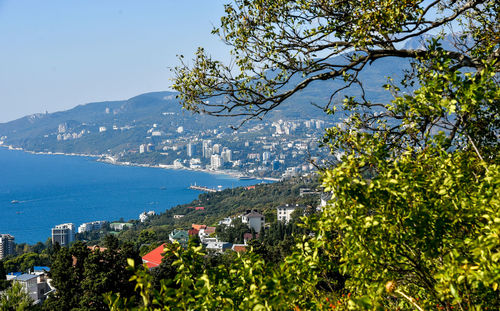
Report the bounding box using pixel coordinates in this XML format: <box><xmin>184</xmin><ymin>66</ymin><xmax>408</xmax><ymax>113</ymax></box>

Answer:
<box><xmin>0</xmin><ymin>148</ymin><xmax>259</xmax><ymax>244</ymax></box>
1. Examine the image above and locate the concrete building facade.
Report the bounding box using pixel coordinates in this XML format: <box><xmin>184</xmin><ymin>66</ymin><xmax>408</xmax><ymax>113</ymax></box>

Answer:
<box><xmin>276</xmin><ymin>204</ymin><xmax>305</xmax><ymax>223</ymax></box>
<box><xmin>241</xmin><ymin>211</ymin><xmax>265</xmax><ymax>233</ymax></box>
<box><xmin>77</xmin><ymin>221</ymin><xmax>108</xmax><ymax>234</ymax></box>
<box><xmin>0</xmin><ymin>234</ymin><xmax>15</xmax><ymax>259</ymax></box>
<box><xmin>51</xmin><ymin>223</ymin><xmax>75</xmax><ymax>246</ymax></box>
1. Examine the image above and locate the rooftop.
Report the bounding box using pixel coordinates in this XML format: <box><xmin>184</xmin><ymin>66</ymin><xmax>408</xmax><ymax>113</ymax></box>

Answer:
<box><xmin>142</xmin><ymin>244</ymin><xmax>167</xmax><ymax>269</ymax></box>
<box><xmin>192</xmin><ymin>224</ymin><xmax>207</xmax><ymax>230</ymax></box>
<box><xmin>244</xmin><ymin>211</ymin><xmax>264</xmax><ymax>218</ymax></box>
<box><xmin>232</xmin><ymin>244</ymin><xmax>247</xmax><ymax>253</ymax></box>
<box><xmin>203</xmin><ymin>227</ymin><xmax>216</xmax><ymax>235</ymax></box>
<box><xmin>33</xmin><ymin>266</ymin><xmax>50</xmax><ymax>272</ymax></box>
<box><xmin>15</xmin><ymin>274</ymin><xmax>38</xmax><ymax>282</ymax></box>
<box><xmin>170</xmin><ymin>229</ymin><xmax>189</xmax><ymax>240</ymax></box>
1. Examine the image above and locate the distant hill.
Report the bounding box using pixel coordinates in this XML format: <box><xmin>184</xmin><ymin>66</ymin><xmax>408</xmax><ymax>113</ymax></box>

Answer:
<box><xmin>0</xmin><ymin>47</ymin><xmax>422</xmax><ymax>155</ymax></box>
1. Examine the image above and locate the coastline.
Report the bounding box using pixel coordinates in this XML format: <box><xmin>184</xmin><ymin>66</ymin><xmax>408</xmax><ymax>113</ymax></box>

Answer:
<box><xmin>0</xmin><ymin>144</ymin><xmax>281</xmax><ymax>182</ymax></box>
<box><xmin>1</xmin><ymin>144</ymin><xmax>279</xmax><ymax>245</ymax></box>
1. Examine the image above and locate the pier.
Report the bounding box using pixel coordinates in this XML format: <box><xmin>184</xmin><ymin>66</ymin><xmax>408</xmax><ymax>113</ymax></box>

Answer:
<box><xmin>189</xmin><ymin>185</ymin><xmax>218</xmax><ymax>193</ymax></box>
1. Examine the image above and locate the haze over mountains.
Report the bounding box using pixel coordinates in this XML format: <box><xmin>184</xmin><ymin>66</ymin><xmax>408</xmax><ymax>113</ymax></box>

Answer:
<box><xmin>2</xmin><ymin>33</ymin><xmax>451</xmax><ymax>155</ymax></box>
<box><xmin>0</xmin><ymin>55</ymin><xmax>415</xmax><ymax>154</ymax></box>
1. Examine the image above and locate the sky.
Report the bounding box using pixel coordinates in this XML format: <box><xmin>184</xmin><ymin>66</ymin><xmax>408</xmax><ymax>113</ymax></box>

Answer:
<box><xmin>0</xmin><ymin>0</ymin><xmax>231</xmax><ymax>123</ymax></box>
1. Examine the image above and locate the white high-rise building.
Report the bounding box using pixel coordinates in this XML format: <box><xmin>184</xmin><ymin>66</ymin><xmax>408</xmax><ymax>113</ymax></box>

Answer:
<box><xmin>316</xmin><ymin>120</ymin><xmax>325</xmax><ymax>129</ymax></box>
<box><xmin>262</xmin><ymin>151</ymin><xmax>271</xmax><ymax>162</ymax></box>
<box><xmin>273</xmin><ymin>122</ymin><xmax>283</xmax><ymax>135</ymax></box>
<box><xmin>211</xmin><ymin>154</ymin><xmax>223</xmax><ymax>169</ymax></box>
<box><xmin>205</xmin><ymin>147</ymin><xmax>213</xmax><ymax>159</ymax></box>
<box><xmin>202</xmin><ymin>140</ymin><xmax>212</xmax><ymax>158</ymax></box>
<box><xmin>187</xmin><ymin>143</ymin><xmax>195</xmax><ymax>157</ymax></box>
<box><xmin>0</xmin><ymin>234</ymin><xmax>15</xmax><ymax>259</ymax></box>
<box><xmin>212</xmin><ymin>144</ymin><xmax>221</xmax><ymax>154</ymax></box>
<box><xmin>52</xmin><ymin>223</ymin><xmax>75</xmax><ymax>246</ymax></box>
<box><xmin>221</xmin><ymin>149</ymin><xmax>232</xmax><ymax>162</ymax></box>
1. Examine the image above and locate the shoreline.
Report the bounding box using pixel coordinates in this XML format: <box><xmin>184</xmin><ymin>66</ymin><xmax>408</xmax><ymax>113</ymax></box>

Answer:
<box><xmin>96</xmin><ymin>158</ymin><xmax>280</xmax><ymax>182</ymax></box>
<box><xmin>0</xmin><ymin>144</ymin><xmax>281</xmax><ymax>182</ymax></box>
<box><xmin>0</xmin><ymin>144</ymin><xmax>280</xmax><ymax>246</ymax></box>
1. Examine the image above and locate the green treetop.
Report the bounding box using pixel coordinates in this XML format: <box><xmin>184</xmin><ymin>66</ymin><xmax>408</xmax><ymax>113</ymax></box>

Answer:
<box><xmin>111</xmin><ymin>1</ymin><xmax>498</xmax><ymax>310</ymax></box>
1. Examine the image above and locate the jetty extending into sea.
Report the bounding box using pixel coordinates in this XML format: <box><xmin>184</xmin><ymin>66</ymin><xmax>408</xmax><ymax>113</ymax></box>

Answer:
<box><xmin>188</xmin><ymin>184</ymin><xmax>218</xmax><ymax>193</ymax></box>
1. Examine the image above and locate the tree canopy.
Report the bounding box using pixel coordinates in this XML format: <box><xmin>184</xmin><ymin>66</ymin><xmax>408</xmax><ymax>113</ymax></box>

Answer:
<box><xmin>111</xmin><ymin>1</ymin><xmax>498</xmax><ymax>310</ymax></box>
<box><xmin>0</xmin><ymin>281</ymin><xmax>35</xmax><ymax>311</ymax></box>
<box><xmin>173</xmin><ymin>1</ymin><xmax>498</xmax><ymax>123</ymax></box>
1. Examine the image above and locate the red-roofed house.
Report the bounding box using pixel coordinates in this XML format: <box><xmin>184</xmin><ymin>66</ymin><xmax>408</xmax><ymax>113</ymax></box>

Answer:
<box><xmin>232</xmin><ymin>244</ymin><xmax>247</xmax><ymax>252</ymax></box>
<box><xmin>204</xmin><ymin>226</ymin><xmax>216</xmax><ymax>235</ymax></box>
<box><xmin>199</xmin><ymin>226</ymin><xmax>217</xmax><ymax>240</ymax></box>
<box><xmin>142</xmin><ymin>244</ymin><xmax>167</xmax><ymax>269</ymax></box>
<box><xmin>192</xmin><ymin>224</ymin><xmax>207</xmax><ymax>231</ymax></box>
<box><xmin>188</xmin><ymin>228</ymin><xmax>200</xmax><ymax>236</ymax></box>
<box><xmin>195</xmin><ymin>206</ymin><xmax>205</xmax><ymax>211</ymax></box>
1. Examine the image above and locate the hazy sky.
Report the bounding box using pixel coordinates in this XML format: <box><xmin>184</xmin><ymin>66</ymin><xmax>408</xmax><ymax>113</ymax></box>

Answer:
<box><xmin>0</xmin><ymin>0</ymin><xmax>231</xmax><ymax>123</ymax></box>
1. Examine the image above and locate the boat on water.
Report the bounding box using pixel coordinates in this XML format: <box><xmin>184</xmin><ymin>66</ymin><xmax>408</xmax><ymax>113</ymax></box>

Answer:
<box><xmin>11</xmin><ymin>200</ymin><xmax>19</xmax><ymax>204</ymax></box>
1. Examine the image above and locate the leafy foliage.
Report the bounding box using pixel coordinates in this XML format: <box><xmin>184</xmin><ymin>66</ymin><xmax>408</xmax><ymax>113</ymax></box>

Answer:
<box><xmin>0</xmin><ymin>261</ymin><xmax>9</xmax><ymax>292</ymax></box>
<box><xmin>118</xmin><ymin>0</ymin><xmax>499</xmax><ymax>309</ymax></box>
<box><xmin>0</xmin><ymin>281</ymin><xmax>36</xmax><ymax>311</ymax></box>
<box><xmin>173</xmin><ymin>1</ymin><xmax>498</xmax><ymax>125</ymax></box>
<box><xmin>2</xmin><ymin>253</ymin><xmax>51</xmax><ymax>275</ymax></box>
<box><xmin>43</xmin><ymin>237</ymin><xmax>141</xmax><ymax>311</ymax></box>
<box><xmin>108</xmin><ymin>238</ymin><xmax>332</xmax><ymax>310</ymax></box>
<box><xmin>319</xmin><ymin>147</ymin><xmax>499</xmax><ymax>309</ymax></box>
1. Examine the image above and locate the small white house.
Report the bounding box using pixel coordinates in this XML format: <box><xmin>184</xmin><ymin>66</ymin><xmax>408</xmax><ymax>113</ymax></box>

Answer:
<box><xmin>241</xmin><ymin>211</ymin><xmax>265</xmax><ymax>233</ymax></box>
<box><xmin>14</xmin><ymin>274</ymin><xmax>38</xmax><ymax>301</ymax></box>
<box><xmin>205</xmin><ymin>240</ymin><xmax>232</xmax><ymax>253</ymax></box>
<box><xmin>198</xmin><ymin>227</ymin><xmax>216</xmax><ymax>241</ymax></box>
<box><xmin>110</xmin><ymin>223</ymin><xmax>133</xmax><ymax>231</ymax></box>
<box><xmin>139</xmin><ymin>211</ymin><xmax>156</xmax><ymax>222</ymax></box>
<box><xmin>276</xmin><ymin>204</ymin><xmax>305</xmax><ymax>223</ymax></box>
<box><xmin>218</xmin><ymin>217</ymin><xmax>233</xmax><ymax>227</ymax></box>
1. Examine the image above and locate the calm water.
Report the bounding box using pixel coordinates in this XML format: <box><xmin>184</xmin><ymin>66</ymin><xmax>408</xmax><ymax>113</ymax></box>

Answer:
<box><xmin>0</xmin><ymin>148</ymin><xmax>258</xmax><ymax>244</ymax></box>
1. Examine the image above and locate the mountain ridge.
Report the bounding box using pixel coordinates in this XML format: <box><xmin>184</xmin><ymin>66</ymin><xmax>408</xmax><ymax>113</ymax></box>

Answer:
<box><xmin>0</xmin><ymin>41</ymin><xmax>433</xmax><ymax>156</ymax></box>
